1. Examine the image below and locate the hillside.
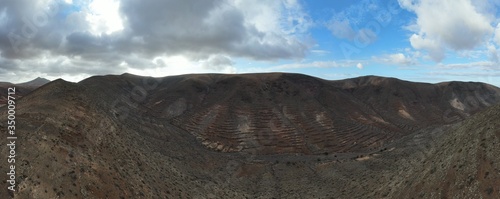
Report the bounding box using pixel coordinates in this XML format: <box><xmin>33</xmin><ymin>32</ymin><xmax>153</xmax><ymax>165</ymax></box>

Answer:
<box><xmin>0</xmin><ymin>77</ymin><xmax>50</xmax><ymax>106</ymax></box>
<box><xmin>388</xmin><ymin>103</ymin><xmax>500</xmax><ymax>198</ymax></box>
<box><xmin>79</xmin><ymin>73</ymin><xmax>500</xmax><ymax>155</ymax></box>
<box><xmin>0</xmin><ymin>73</ymin><xmax>499</xmax><ymax>198</ymax></box>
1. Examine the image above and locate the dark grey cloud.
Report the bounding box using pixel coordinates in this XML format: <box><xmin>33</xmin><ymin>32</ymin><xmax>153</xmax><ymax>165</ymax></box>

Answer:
<box><xmin>0</xmin><ymin>0</ymin><xmax>313</xmax><ymax>82</ymax></box>
<box><xmin>0</xmin><ymin>58</ymin><xmax>18</xmax><ymax>71</ymax></box>
<box><xmin>119</xmin><ymin>1</ymin><xmax>211</xmax><ymax>57</ymax></box>
<box><xmin>118</xmin><ymin>0</ymin><xmax>309</xmax><ymax>60</ymax></box>
<box><xmin>0</xmin><ymin>0</ymin><xmax>64</xmax><ymax>59</ymax></box>
<box><xmin>202</xmin><ymin>55</ymin><xmax>234</xmax><ymax>70</ymax></box>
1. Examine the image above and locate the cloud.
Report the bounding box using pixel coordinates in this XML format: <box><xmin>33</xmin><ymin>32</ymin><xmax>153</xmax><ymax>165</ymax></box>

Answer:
<box><xmin>324</xmin><ymin>0</ymin><xmax>401</xmax><ymax>45</ymax></box>
<box><xmin>408</xmin><ymin>34</ymin><xmax>444</xmax><ymax>62</ymax></box>
<box><xmin>310</xmin><ymin>49</ymin><xmax>330</xmax><ymax>55</ymax></box>
<box><xmin>271</xmin><ymin>60</ymin><xmax>363</xmax><ymax>70</ymax></box>
<box><xmin>487</xmin><ymin>43</ymin><xmax>499</xmax><ymax>63</ymax></box>
<box><xmin>326</xmin><ymin>20</ymin><xmax>378</xmax><ymax>46</ymax></box>
<box><xmin>399</xmin><ymin>0</ymin><xmax>495</xmax><ymax>62</ymax></box>
<box><xmin>202</xmin><ymin>55</ymin><xmax>234</xmax><ymax>71</ymax></box>
<box><xmin>86</xmin><ymin>0</ymin><xmax>124</xmax><ymax>35</ymax></box>
<box><xmin>356</xmin><ymin>63</ymin><xmax>363</xmax><ymax>69</ymax></box>
<box><xmin>327</xmin><ymin>20</ymin><xmax>356</xmax><ymax>40</ymax></box>
<box><xmin>119</xmin><ymin>0</ymin><xmax>313</xmax><ymax>60</ymax></box>
<box><xmin>373</xmin><ymin>53</ymin><xmax>416</xmax><ymax>66</ymax></box>
<box><xmin>436</xmin><ymin>61</ymin><xmax>498</xmax><ymax>71</ymax></box>
<box><xmin>0</xmin><ymin>0</ymin><xmax>313</xmax><ymax>82</ymax></box>
<box><xmin>494</xmin><ymin>24</ymin><xmax>500</xmax><ymax>46</ymax></box>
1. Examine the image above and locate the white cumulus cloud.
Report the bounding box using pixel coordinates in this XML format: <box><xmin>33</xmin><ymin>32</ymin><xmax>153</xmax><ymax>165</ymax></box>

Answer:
<box><xmin>399</xmin><ymin>0</ymin><xmax>495</xmax><ymax>62</ymax></box>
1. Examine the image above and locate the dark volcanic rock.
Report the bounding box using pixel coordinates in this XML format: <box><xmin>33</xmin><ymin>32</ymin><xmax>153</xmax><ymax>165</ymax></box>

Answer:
<box><xmin>0</xmin><ymin>73</ymin><xmax>499</xmax><ymax>198</ymax></box>
<box><xmin>82</xmin><ymin>73</ymin><xmax>500</xmax><ymax>155</ymax></box>
<box><xmin>0</xmin><ymin>77</ymin><xmax>50</xmax><ymax>106</ymax></box>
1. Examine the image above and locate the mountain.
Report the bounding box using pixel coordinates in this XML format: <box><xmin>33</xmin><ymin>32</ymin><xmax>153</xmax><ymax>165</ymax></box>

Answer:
<box><xmin>0</xmin><ymin>77</ymin><xmax>50</xmax><ymax>106</ymax></box>
<box><xmin>79</xmin><ymin>73</ymin><xmax>500</xmax><ymax>155</ymax></box>
<box><xmin>16</xmin><ymin>77</ymin><xmax>50</xmax><ymax>87</ymax></box>
<box><xmin>0</xmin><ymin>73</ymin><xmax>499</xmax><ymax>198</ymax></box>
<box><xmin>386</xmin><ymin>102</ymin><xmax>500</xmax><ymax>198</ymax></box>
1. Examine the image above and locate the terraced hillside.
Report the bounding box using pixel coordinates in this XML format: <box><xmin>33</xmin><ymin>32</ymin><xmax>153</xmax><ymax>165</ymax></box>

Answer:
<box><xmin>79</xmin><ymin>73</ymin><xmax>500</xmax><ymax>155</ymax></box>
<box><xmin>1</xmin><ymin>73</ymin><xmax>500</xmax><ymax>198</ymax></box>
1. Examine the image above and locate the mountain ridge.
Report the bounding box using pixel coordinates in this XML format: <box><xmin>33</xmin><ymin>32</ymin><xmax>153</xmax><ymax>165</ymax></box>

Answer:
<box><xmin>1</xmin><ymin>72</ymin><xmax>500</xmax><ymax>198</ymax></box>
<box><xmin>0</xmin><ymin>77</ymin><xmax>51</xmax><ymax>106</ymax></box>
<box><xmin>34</xmin><ymin>73</ymin><xmax>500</xmax><ymax>155</ymax></box>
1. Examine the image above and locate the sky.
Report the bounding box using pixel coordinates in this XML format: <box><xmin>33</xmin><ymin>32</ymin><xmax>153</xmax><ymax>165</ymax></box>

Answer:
<box><xmin>0</xmin><ymin>0</ymin><xmax>500</xmax><ymax>86</ymax></box>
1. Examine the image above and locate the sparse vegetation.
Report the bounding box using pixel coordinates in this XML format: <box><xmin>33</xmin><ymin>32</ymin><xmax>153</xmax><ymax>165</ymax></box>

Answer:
<box><xmin>1</xmin><ymin>73</ymin><xmax>499</xmax><ymax>198</ymax></box>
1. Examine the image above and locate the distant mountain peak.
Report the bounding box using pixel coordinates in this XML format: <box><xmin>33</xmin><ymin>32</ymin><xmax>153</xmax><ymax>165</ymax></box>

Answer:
<box><xmin>33</xmin><ymin>77</ymin><xmax>48</xmax><ymax>81</ymax></box>
<box><xmin>17</xmin><ymin>77</ymin><xmax>51</xmax><ymax>87</ymax></box>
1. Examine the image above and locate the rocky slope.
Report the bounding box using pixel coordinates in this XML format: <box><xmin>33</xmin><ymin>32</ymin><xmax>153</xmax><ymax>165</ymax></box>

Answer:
<box><xmin>387</xmin><ymin>103</ymin><xmax>500</xmax><ymax>198</ymax></box>
<box><xmin>0</xmin><ymin>73</ymin><xmax>499</xmax><ymax>198</ymax></box>
<box><xmin>0</xmin><ymin>77</ymin><xmax>50</xmax><ymax>106</ymax></box>
<box><xmin>80</xmin><ymin>73</ymin><xmax>500</xmax><ymax>155</ymax></box>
